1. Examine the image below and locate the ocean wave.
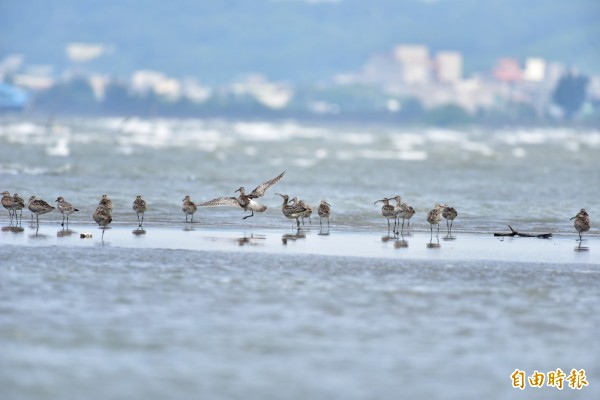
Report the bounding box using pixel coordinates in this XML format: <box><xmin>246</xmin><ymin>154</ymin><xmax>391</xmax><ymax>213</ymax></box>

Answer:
<box><xmin>0</xmin><ymin>163</ymin><xmax>72</xmax><ymax>175</ymax></box>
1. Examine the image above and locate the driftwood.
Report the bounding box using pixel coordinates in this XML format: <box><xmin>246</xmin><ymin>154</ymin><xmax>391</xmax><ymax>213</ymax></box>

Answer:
<box><xmin>494</xmin><ymin>225</ymin><xmax>552</xmax><ymax>239</ymax></box>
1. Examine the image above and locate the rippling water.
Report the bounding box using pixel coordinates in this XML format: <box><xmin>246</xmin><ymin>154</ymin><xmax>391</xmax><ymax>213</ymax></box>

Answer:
<box><xmin>1</xmin><ymin>116</ymin><xmax>598</xmax><ymax>232</ymax></box>
<box><xmin>1</xmin><ymin>117</ymin><xmax>599</xmax><ymax>399</ymax></box>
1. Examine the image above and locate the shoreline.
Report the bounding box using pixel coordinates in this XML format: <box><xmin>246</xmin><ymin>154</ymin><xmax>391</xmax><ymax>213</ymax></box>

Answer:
<box><xmin>2</xmin><ymin>222</ymin><xmax>597</xmax><ymax>265</ymax></box>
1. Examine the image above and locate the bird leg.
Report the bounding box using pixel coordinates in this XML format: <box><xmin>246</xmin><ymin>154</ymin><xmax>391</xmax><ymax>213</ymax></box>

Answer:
<box><xmin>242</xmin><ymin>211</ymin><xmax>254</xmax><ymax>220</ymax></box>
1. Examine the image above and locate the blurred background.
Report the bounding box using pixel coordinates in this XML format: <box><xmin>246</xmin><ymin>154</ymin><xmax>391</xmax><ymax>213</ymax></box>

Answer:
<box><xmin>1</xmin><ymin>0</ymin><xmax>599</xmax><ymax>125</ymax></box>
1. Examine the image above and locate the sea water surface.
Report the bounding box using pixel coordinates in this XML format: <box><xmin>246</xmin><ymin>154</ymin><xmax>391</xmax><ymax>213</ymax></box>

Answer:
<box><xmin>1</xmin><ymin>116</ymin><xmax>599</xmax><ymax>399</ymax></box>
<box><xmin>1</xmin><ymin>116</ymin><xmax>599</xmax><ymax>232</ymax></box>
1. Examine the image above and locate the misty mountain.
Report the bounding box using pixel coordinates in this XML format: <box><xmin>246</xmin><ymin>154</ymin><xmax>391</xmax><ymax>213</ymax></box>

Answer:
<box><xmin>1</xmin><ymin>0</ymin><xmax>598</xmax><ymax>84</ymax></box>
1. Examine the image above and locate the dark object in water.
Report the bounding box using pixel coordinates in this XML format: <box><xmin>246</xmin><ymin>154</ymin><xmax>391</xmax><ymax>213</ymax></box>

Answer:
<box><xmin>494</xmin><ymin>225</ymin><xmax>552</xmax><ymax>239</ymax></box>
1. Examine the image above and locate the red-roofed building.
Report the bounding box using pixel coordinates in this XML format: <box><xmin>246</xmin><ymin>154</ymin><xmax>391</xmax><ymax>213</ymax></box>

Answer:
<box><xmin>493</xmin><ymin>58</ymin><xmax>522</xmax><ymax>82</ymax></box>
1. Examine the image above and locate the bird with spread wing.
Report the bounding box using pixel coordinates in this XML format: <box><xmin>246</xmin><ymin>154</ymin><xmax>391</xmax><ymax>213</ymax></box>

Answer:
<box><xmin>199</xmin><ymin>171</ymin><xmax>285</xmax><ymax>219</ymax></box>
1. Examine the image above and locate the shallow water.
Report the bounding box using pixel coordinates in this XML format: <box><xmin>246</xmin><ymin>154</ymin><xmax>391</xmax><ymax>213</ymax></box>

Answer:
<box><xmin>1</xmin><ymin>238</ymin><xmax>599</xmax><ymax>400</ymax></box>
<box><xmin>1</xmin><ymin>116</ymin><xmax>599</xmax><ymax>399</ymax></box>
<box><xmin>0</xmin><ymin>117</ymin><xmax>598</xmax><ymax>232</ymax></box>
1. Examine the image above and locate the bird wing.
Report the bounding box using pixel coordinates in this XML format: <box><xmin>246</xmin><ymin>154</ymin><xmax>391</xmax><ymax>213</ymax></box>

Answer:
<box><xmin>199</xmin><ymin>197</ymin><xmax>242</xmax><ymax>208</ymax></box>
<box><xmin>38</xmin><ymin>199</ymin><xmax>55</xmax><ymax>209</ymax></box>
<box><xmin>248</xmin><ymin>171</ymin><xmax>285</xmax><ymax>198</ymax></box>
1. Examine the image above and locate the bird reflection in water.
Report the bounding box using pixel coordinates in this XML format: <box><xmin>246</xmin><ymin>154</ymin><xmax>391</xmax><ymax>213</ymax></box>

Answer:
<box><xmin>574</xmin><ymin>242</ymin><xmax>589</xmax><ymax>252</ymax></box>
<box><xmin>381</xmin><ymin>233</ymin><xmax>395</xmax><ymax>243</ymax></box>
<box><xmin>234</xmin><ymin>233</ymin><xmax>265</xmax><ymax>247</ymax></box>
<box><xmin>394</xmin><ymin>238</ymin><xmax>409</xmax><ymax>249</ymax></box>
<box><xmin>2</xmin><ymin>225</ymin><xmax>24</xmax><ymax>233</ymax></box>
<box><xmin>443</xmin><ymin>233</ymin><xmax>457</xmax><ymax>241</ymax></box>
<box><xmin>57</xmin><ymin>229</ymin><xmax>75</xmax><ymax>238</ymax></box>
<box><xmin>318</xmin><ymin>227</ymin><xmax>330</xmax><ymax>236</ymax></box>
<box><xmin>427</xmin><ymin>237</ymin><xmax>441</xmax><ymax>249</ymax></box>
<box><xmin>282</xmin><ymin>229</ymin><xmax>306</xmax><ymax>245</ymax></box>
<box><xmin>132</xmin><ymin>227</ymin><xmax>147</xmax><ymax>236</ymax></box>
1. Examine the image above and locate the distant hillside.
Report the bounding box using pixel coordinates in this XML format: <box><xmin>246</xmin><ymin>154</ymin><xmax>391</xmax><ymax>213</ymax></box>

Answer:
<box><xmin>1</xmin><ymin>0</ymin><xmax>598</xmax><ymax>83</ymax></box>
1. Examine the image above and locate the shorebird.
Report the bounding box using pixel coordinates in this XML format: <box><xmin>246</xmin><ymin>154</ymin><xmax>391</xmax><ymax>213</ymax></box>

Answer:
<box><xmin>374</xmin><ymin>198</ymin><xmax>396</xmax><ymax>231</ymax></box>
<box><xmin>28</xmin><ymin>196</ymin><xmax>55</xmax><ymax>226</ymax></box>
<box><xmin>318</xmin><ymin>200</ymin><xmax>331</xmax><ymax>228</ymax></box>
<box><xmin>182</xmin><ymin>195</ymin><xmax>197</xmax><ymax>223</ymax></box>
<box><xmin>405</xmin><ymin>205</ymin><xmax>416</xmax><ymax>228</ymax></box>
<box><xmin>427</xmin><ymin>204</ymin><xmax>444</xmax><ymax>237</ymax></box>
<box><xmin>392</xmin><ymin>195</ymin><xmax>413</xmax><ymax>234</ymax></box>
<box><xmin>11</xmin><ymin>193</ymin><xmax>25</xmax><ymax>225</ymax></box>
<box><xmin>98</xmin><ymin>194</ymin><xmax>113</xmax><ymax>213</ymax></box>
<box><xmin>93</xmin><ymin>205</ymin><xmax>112</xmax><ymax>240</ymax></box>
<box><xmin>570</xmin><ymin>208</ymin><xmax>591</xmax><ymax>241</ymax></box>
<box><xmin>200</xmin><ymin>171</ymin><xmax>285</xmax><ymax>220</ymax></box>
<box><xmin>298</xmin><ymin>199</ymin><xmax>312</xmax><ymax>225</ymax></box>
<box><xmin>442</xmin><ymin>204</ymin><xmax>458</xmax><ymax>235</ymax></box>
<box><xmin>276</xmin><ymin>193</ymin><xmax>306</xmax><ymax>228</ymax></box>
<box><xmin>132</xmin><ymin>195</ymin><xmax>147</xmax><ymax>227</ymax></box>
<box><xmin>2</xmin><ymin>191</ymin><xmax>14</xmax><ymax>224</ymax></box>
<box><xmin>55</xmin><ymin>196</ymin><xmax>79</xmax><ymax>227</ymax></box>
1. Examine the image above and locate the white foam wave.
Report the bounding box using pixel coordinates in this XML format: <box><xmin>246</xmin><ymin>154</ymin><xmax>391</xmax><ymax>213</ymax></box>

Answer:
<box><xmin>46</xmin><ymin>138</ymin><xmax>70</xmax><ymax>157</ymax></box>
<box><xmin>0</xmin><ymin>163</ymin><xmax>71</xmax><ymax>175</ymax></box>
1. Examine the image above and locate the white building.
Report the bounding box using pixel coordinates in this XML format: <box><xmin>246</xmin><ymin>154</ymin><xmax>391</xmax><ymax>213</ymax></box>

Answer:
<box><xmin>393</xmin><ymin>45</ymin><xmax>431</xmax><ymax>84</ymax></box>
<box><xmin>131</xmin><ymin>70</ymin><xmax>181</xmax><ymax>101</ymax></box>
<box><xmin>523</xmin><ymin>58</ymin><xmax>546</xmax><ymax>82</ymax></box>
<box><xmin>435</xmin><ymin>51</ymin><xmax>462</xmax><ymax>83</ymax></box>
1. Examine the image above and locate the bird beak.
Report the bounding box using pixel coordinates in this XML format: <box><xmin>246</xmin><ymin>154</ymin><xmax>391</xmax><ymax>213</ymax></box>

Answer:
<box><xmin>325</xmin><ymin>202</ymin><xmax>331</xmax><ymax>207</ymax></box>
<box><xmin>374</xmin><ymin>200</ymin><xmax>382</xmax><ymax>205</ymax></box>
<box><xmin>234</xmin><ymin>189</ymin><xmax>240</xmax><ymax>193</ymax></box>
<box><xmin>275</xmin><ymin>193</ymin><xmax>284</xmax><ymax>197</ymax></box>
<box><xmin>570</xmin><ymin>216</ymin><xmax>576</xmax><ymax>220</ymax></box>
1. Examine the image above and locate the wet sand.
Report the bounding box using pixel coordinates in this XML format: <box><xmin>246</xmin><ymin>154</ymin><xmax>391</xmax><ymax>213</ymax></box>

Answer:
<box><xmin>1</xmin><ymin>222</ymin><xmax>596</xmax><ymax>265</ymax></box>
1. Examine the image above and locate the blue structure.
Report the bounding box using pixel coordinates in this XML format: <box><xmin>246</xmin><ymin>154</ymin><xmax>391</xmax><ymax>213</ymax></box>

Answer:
<box><xmin>0</xmin><ymin>82</ymin><xmax>28</xmax><ymax>111</ymax></box>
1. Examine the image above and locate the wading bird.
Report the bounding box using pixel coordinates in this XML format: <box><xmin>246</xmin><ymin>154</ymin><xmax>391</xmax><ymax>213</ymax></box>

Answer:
<box><xmin>200</xmin><ymin>171</ymin><xmax>285</xmax><ymax>220</ymax></box>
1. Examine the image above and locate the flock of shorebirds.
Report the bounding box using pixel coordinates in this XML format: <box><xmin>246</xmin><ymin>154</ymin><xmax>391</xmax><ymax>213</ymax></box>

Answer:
<box><xmin>1</xmin><ymin>171</ymin><xmax>593</xmax><ymax>241</ymax></box>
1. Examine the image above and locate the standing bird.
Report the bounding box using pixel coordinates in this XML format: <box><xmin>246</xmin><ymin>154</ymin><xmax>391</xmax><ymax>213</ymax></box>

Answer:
<box><xmin>132</xmin><ymin>195</ymin><xmax>147</xmax><ymax>227</ymax></box>
<box><xmin>442</xmin><ymin>204</ymin><xmax>458</xmax><ymax>235</ymax></box>
<box><xmin>276</xmin><ymin>193</ymin><xmax>306</xmax><ymax>228</ymax></box>
<box><xmin>374</xmin><ymin>198</ymin><xmax>396</xmax><ymax>232</ymax></box>
<box><xmin>570</xmin><ymin>208</ymin><xmax>591</xmax><ymax>241</ymax></box>
<box><xmin>298</xmin><ymin>199</ymin><xmax>312</xmax><ymax>225</ymax></box>
<box><xmin>55</xmin><ymin>196</ymin><xmax>79</xmax><ymax>228</ymax></box>
<box><xmin>2</xmin><ymin>191</ymin><xmax>14</xmax><ymax>223</ymax></box>
<box><xmin>405</xmin><ymin>205</ymin><xmax>416</xmax><ymax>229</ymax></box>
<box><xmin>182</xmin><ymin>195</ymin><xmax>198</xmax><ymax>223</ymax></box>
<box><xmin>93</xmin><ymin>205</ymin><xmax>112</xmax><ymax>240</ymax></box>
<box><xmin>318</xmin><ymin>200</ymin><xmax>331</xmax><ymax>228</ymax></box>
<box><xmin>28</xmin><ymin>196</ymin><xmax>55</xmax><ymax>226</ymax></box>
<box><xmin>392</xmin><ymin>195</ymin><xmax>413</xmax><ymax>234</ymax></box>
<box><xmin>11</xmin><ymin>193</ymin><xmax>25</xmax><ymax>225</ymax></box>
<box><xmin>200</xmin><ymin>171</ymin><xmax>285</xmax><ymax>220</ymax></box>
<box><xmin>98</xmin><ymin>194</ymin><xmax>113</xmax><ymax>213</ymax></box>
<box><xmin>427</xmin><ymin>204</ymin><xmax>444</xmax><ymax>238</ymax></box>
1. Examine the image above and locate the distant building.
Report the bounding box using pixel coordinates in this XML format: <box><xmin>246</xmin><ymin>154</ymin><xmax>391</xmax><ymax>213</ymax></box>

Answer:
<box><xmin>0</xmin><ymin>83</ymin><xmax>28</xmax><ymax>111</ymax></box>
<box><xmin>523</xmin><ymin>58</ymin><xmax>546</xmax><ymax>82</ymax></box>
<box><xmin>230</xmin><ymin>75</ymin><xmax>293</xmax><ymax>110</ymax></box>
<box><xmin>89</xmin><ymin>74</ymin><xmax>109</xmax><ymax>100</ymax></box>
<box><xmin>131</xmin><ymin>70</ymin><xmax>181</xmax><ymax>101</ymax></box>
<box><xmin>360</xmin><ymin>53</ymin><xmax>403</xmax><ymax>86</ymax></box>
<box><xmin>182</xmin><ymin>79</ymin><xmax>213</xmax><ymax>104</ymax></box>
<box><xmin>493</xmin><ymin>58</ymin><xmax>522</xmax><ymax>82</ymax></box>
<box><xmin>435</xmin><ymin>51</ymin><xmax>462</xmax><ymax>83</ymax></box>
<box><xmin>393</xmin><ymin>45</ymin><xmax>430</xmax><ymax>84</ymax></box>
<box><xmin>13</xmin><ymin>74</ymin><xmax>54</xmax><ymax>91</ymax></box>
